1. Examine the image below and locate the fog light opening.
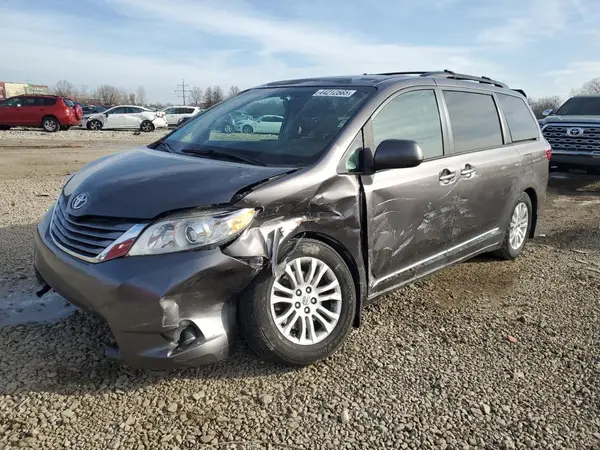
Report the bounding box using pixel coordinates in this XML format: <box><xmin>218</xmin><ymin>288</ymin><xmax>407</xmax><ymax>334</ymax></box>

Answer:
<box><xmin>178</xmin><ymin>325</ymin><xmax>198</xmax><ymax>348</ymax></box>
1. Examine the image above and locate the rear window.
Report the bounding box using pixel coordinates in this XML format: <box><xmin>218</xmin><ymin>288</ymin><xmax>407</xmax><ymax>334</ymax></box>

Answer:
<box><xmin>444</xmin><ymin>91</ymin><xmax>503</xmax><ymax>152</ymax></box>
<box><xmin>63</xmin><ymin>98</ymin><xmax>75</xmax><ymax>107</ymax></box>
<box><xmin>497</xmin><ymin>94</ymin><xmax>539</xmax><ymax>142</ymax></box>
<box><xmin>41</xmin><ymin>98</ymin><xmax>57</xmax><ymax>106</ymax></box>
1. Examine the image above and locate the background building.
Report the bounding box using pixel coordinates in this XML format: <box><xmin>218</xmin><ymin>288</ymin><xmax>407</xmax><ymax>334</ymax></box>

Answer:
<box><xmin>0</xmin><ymin>82</ymin><xmax>49</xmax><ymax>100</ymax></box>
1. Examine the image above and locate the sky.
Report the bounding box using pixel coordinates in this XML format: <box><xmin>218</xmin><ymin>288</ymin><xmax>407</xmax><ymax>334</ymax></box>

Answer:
<box><xmin>2</xmin><ymin>0</ymin><xmax>600</xmax><ymax>103</ymax></box>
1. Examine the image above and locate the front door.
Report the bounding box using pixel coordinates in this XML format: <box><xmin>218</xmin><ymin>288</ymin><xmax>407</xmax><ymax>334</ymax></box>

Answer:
<box><xmin>20</xmin><ymin>97</ymin><xmax>41</xmax><ymax>126</ymax></box>
<box><xmin>440</xmin><ymin>90</ymin><xmax>521</xmax><ymax>261</ymax></box>
<box><xmin>0</xmin><ymin>97</ymin><xmax>23</xmax><ymax>125</ymax></box>
<box><xmin>104</xmin><ymin>107</ymin><xmax>127</xmax><ymax>129</ymax></box>
<box><xmin>361</xmin><ymin>88</ymin><xmax>459</xmax><ymax>296</ymax></box>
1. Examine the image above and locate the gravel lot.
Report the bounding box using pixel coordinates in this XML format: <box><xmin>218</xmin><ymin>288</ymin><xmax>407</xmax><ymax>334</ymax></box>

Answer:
<box><xmin>0</xmin><ymin>130</ymin><xmax>599</xmax><ymax>449</ymax></box>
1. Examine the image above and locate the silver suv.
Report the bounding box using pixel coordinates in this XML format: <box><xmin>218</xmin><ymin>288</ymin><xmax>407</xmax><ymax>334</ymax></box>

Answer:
<box><xmin>34</xmin><ymin>70</ymin><xmax>550</xmax><ymax>368</ymax></box>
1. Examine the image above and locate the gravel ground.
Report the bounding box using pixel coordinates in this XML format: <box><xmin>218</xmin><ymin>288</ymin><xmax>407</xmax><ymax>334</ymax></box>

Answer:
<box><xmin>0</xmin><ymin>131</ymin><xmax>599</xmax><ymax>449</ymax></box>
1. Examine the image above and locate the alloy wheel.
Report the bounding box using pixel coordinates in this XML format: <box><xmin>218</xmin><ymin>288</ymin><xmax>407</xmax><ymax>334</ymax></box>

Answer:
<box><xmin>509</xmin><ymin>202</ymin><xmax>529</xmax><ymax>250</ymax></box>
<box><xmin>270</xmin><ymin>257</ymin><xmax>342</xmax><ymax>346</ymax></box>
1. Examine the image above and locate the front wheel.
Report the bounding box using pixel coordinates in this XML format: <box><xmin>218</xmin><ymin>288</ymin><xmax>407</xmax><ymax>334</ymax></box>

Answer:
<box><xmin>140</xmin><ymin>120</ymin><xmax>155</xmax><ymax>132</ymax></box>
<box><xmin>239</xmin><ymin>239</ymin><xmax>356</xmax><ymax>366</ymax></box>
<box><xmin>493</xmin><ymin>192</ymin><xmax>533</xmax><ymax>260</ymax></box>
<box><xmin>87</xmin><ymin>120</ymin><xmax>102</xmax><ymax>131</ymax></box>
<box><xmin>242</xmin><ymin>125</ymin><xmax>254</xmax><ymax>134</ymax></box>
<box><xmin>223</xmin><ymin>123</ymin><xmax>234</xmax><ymax>133</ymax></box>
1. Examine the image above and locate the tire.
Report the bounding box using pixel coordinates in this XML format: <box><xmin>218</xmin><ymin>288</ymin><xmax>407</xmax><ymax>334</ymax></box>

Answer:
<box><xmin>0</xmin><ymin>125</ymin><xmax>10</xmax><ymax>131</ymax></box>
<box><xmin>140</xmin><ymin>120</ymin><xmax>155</xmax><ymax>132</ymax></box>
<box><xmin>239</xmin><ymin>238</ymin><xmax>357</xmax><ymax>366</ymax></box>
<box><xmin>242</xmin><ymin>125</ymin><xmax>254</xmax><ymax>134</ymax></box>
<box><xmin>60</xmin><ymin>126</ymin><xmax>71</xmax><ymax>131</ymax></box>
<box><xmin>41</xmin><ymin>116</ymin><xmax>59</xmax><ymax>133</ymax></box>
<box><xmin>223</xmin><ymin>123</ymin><xmax>234</xmax><ymax>133</ymax></box>
<box><xmin>87</xmin><ymin>120</ymin><xmax>102</xmax><ymax>131</ymax></box>
<box><xmin>493</xmin><ymin>192</ymin><xmax>533</xmax><ymax>260</ymax></box>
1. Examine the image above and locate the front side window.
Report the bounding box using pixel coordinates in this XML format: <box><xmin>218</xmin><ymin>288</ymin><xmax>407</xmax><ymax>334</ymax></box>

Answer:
<box><xmin>372</xmin><ymin>89</ymin><xmax>444</xmax><ymax>159</ymax></box>
<box><xmin>108</xmin><ymin>107</ymin><xmax>125</xmax><ymax>114</ymax></box>
<box><xmin>497</xmin><ymin>94</ymin><xmax>539</xmax><ymax>142</ymax></box>
<box><xmin>2</xmin><ymin>98</ymin><xmax>22</xmax><ymax>107</ymax></box>
<box><xmin>164</xmin><ymin>107</ymin><xmax>176</xmax><ymax>114</ymax></box>
<box><xmin>164</xmin><ymin>86</ymin><xmax>374</xmax><ymax>167</ymax></box>
<box><xmin>22</xmin><ymin>97</ymin><xmax>39</xmax><ymax>107</ymax></box>
<box><xmin>444</xmin><ymin>91</ymin><xmax>503</xmax><ymax>153</ymax></box>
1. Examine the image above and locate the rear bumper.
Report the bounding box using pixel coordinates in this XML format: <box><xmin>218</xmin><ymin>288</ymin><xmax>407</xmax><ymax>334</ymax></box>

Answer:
<box><xmin>550</xmin><ymin>153</ymin><xmax>600</xmax><ymax>173</ymax></box>
<box><xmin>34</xmin><ymin>210</ymin><xmax>259</xmax><ymax>369</ymax></box>
<box><xmin>59</xmin><ymin>115</ymin><xmax>82</xmax><ymax>126</ymax></box>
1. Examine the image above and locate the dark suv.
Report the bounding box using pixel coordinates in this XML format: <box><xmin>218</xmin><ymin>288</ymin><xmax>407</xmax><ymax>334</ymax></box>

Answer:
<box><xmin>0</xmin><ymin>95</ymin><xmax>83</xmax><ymax>132</ymax></box>
<box><xmin>34</xmin><ymin>70</ymin><xmax>549</xmax><ymax>368</ymax></box>
<box><xmin>540</xmin><ymin>95</ymin><xmax>600</xmax><ymax>174</ymax></box>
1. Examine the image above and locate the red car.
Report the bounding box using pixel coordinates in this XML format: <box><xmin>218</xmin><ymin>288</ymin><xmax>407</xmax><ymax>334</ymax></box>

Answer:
<box><xmin>0</xmin><ymin>95</ymin><xmax>83</xmax><ymax>132</ymax></box>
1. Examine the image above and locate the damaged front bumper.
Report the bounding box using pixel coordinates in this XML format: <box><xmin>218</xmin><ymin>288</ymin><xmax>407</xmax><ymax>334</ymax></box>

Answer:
<box><xmin>33</xmin><ymin>212</ymin><xmax>259</xmax><ymax>369</ymax></box>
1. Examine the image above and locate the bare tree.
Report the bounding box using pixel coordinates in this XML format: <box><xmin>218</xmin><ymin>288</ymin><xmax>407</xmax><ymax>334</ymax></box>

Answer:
<box><xmin>188</xmin><ymin>86</ymin><xmax>203</xmax><ymax>106</ymax></box>
<box><xmin>227</xmin><ymin>85</ymin><xmax>240</xmax><ymax>98</ymax></box>
<box><xmin>212</xmin><ymin>86</ymin><xmax>225</xmax><ymax>105</ymax></box>
<box><xmin>528</xmin><ymin>96</ymin><xmax>563</xmax><ymax>118</ymax></box>
<box><xmin>53</xmin><ymin>80</ymin><xmax>75</xmax><ymax>97</ymax></box>
<box><xmin>572</xmin><ymin>77</ymin><xmax>600</xmax><ymax>96</ymax></box>
<box><xmin>128</xmin><ymin>93</ymin><xmax>136</xmax><ymax>105</ymax></box>
<box><xmin>203</xmin><ymin>86</ymin><xmax>215</xmax><ymax>108</ymax></box>
<box><xmin>94</xmin><ymin>85</ymin><xmax>122</xmax><ymax>106</ymax></box>
<box><xmin>136</xmin><ymin>86</ymin><xmax>147</xmax><ymax>106</ymax></box>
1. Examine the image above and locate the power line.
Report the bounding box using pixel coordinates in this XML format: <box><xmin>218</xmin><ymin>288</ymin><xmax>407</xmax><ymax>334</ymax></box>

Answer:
<box><xmin>175</xmin><ymin>78</ymin><xmax>188</xmax><ymax>105</ymax></box>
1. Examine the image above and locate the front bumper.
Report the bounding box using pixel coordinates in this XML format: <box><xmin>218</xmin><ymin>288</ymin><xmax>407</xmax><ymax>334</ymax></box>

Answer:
<box><xmin>34</xmin><ymin>211</ymin><xmax>259</xmax><ymax>368</ymax></box>
<box><xmin>550</xmin><ymin>152</ymin><xmax>600</xmax><ymax>174</ymax></box>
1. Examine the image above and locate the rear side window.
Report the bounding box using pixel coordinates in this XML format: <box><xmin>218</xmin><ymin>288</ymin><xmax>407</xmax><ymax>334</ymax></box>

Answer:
<box><xmin>444</xmin><ymin>91</ymin><xmax>503</xmax><ymax>152</ymax></box>
<box><xmin>497</xmin><ymin>94</ymin><xmax>539</xmax><ymax>142</ymax></box>
<box><xmin>372</xmin><ymin>89</ymin><xmax>444</xmax><ymax>159</ymax></box>
<box><xmin>41</xmin><ymin>98</ymin><xmax>57</xmax><ymax>106</ymax></box>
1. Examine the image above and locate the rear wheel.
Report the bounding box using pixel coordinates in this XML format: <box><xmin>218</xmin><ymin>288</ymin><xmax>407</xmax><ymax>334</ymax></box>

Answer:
<box><xmin>87</xmin><ymin>119</ymin><xmax>102</xmax><ymax>131</ymax></box>
<box><xmin>493</xmin><ymin>192</ymin><xmax>533</xmax><ymax>260</ymax></box>
<box><xmin>223</xmin><ymin>123</ymin><xmax>234</xmax><ymax>133</ymax></box>
<box><xmin>140</xmin><ymin>120</ymin><xmax>155</xmax><ymax>132</ymax></box>
<box><xmin>42</xmin><ymin>116</ymin><xmax>59</xmax><ymax>133</ymax></box>
<box><xmin>239</xmin><ymin>239</ymin><xmax>356</xmax><ymax>366</ymax></box>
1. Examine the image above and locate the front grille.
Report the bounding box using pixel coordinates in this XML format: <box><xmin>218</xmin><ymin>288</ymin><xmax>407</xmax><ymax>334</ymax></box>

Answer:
<box><xmin>542</xmin><ymin>125</ymin><xmax>600</xmax><ymax>153</ymax></box>
<box><xmin>50</xmin><ymin>196</ymin><xmax>137</xmax><ymax>260</ymax></box>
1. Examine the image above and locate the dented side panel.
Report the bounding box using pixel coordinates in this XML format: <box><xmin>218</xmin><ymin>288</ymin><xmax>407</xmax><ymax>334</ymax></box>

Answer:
<box><xmin>361</xmin><ymin>158</ymin><xmax>461</xmax><ymax>295</ymax></box>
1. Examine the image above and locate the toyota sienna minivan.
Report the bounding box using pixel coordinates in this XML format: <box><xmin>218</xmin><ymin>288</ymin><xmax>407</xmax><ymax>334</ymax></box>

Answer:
<box><xmin>34</xmin><ymin>70</ymin><xmax>550</xmax><ymax>368</ymax></box>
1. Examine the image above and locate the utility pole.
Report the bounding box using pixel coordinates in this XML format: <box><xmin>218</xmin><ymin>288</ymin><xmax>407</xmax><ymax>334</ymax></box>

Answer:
<box><xmin>175</xmin><ymin>78</ymin><xmax>188</xmax><ymax>105</ymax></box>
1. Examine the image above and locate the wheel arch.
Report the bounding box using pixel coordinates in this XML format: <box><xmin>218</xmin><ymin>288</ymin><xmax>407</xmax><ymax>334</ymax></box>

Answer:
<box><xmin>523</xmin><ymin>187</ymin><xmax>538</xmax><ymax>238</ymax></box>
<box><xmin>291</xmin><ymin>231</ymin><xmax>363</xmax><ymax>328</ymax></box>
<box><xmin>40</xmin><ymin>114</ymin><xmax>59</xmax><ymax>126</ymax></box>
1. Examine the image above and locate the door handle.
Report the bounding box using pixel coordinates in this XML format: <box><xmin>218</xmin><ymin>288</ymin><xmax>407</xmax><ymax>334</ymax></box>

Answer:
<box><xmin>460</xmin><ymin>164</ymin><xmax>476</xmax><ymax>178</ymax></box>
<box><xmin>439</xmin><ymin>169</ymin><xmax>457</xmax><ymax>185</ymax></box>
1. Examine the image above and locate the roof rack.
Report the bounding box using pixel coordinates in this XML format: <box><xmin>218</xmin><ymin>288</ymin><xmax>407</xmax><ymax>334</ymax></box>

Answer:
<box><xmin>372</xmin><ymin>69</ymin><xmax>508</xmax><ymax>89</ymax></box>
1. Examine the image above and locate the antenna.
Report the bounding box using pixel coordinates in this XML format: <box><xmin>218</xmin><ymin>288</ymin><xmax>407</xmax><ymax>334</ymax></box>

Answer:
<box><xmin>175</xmin><ymin>78</ymin><xmax>188</xmax><ymax>105</ymax></box>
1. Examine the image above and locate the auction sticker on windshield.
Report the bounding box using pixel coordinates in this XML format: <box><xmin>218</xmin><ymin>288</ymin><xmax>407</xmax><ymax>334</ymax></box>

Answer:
<box><xmin>313</xmin><ymin>89</ymin><xmax>357</xmax><ymax>97</ymax></box>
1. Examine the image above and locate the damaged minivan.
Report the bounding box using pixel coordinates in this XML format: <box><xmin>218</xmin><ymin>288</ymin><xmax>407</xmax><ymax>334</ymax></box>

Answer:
<box><xmin>34</xmin><ymin>71</ymin><xmax>549</xmax><ymax>368</ymax></box>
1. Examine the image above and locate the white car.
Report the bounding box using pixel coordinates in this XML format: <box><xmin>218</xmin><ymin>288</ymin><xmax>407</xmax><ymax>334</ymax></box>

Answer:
<box><xmin>82</xmin><ymin>105</ymin><xmax>168</xmax><ymax>132</ymax></box>
<box><xmin>162</xmin><ymin>106</ymin><xmax>203</xmax><ymax>127</ymax></box>
<box><xmin>236</xmin><ymin>115</ymin><xmax>283</xmax><ymax>134</ymax></box>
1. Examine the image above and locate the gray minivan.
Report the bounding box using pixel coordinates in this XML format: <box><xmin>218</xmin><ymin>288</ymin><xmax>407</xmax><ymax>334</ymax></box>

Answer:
<box><xmin>34</xmin><ymin>70</ymin><xmax>550</xmax><ymax>368</ymax></box>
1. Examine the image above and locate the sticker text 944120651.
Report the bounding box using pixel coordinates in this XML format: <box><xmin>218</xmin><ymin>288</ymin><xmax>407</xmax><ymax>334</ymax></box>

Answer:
<box><xmin>312</xmin><ymin>89</ymin><xmax>357</xmax><ymax>98</ymax></box>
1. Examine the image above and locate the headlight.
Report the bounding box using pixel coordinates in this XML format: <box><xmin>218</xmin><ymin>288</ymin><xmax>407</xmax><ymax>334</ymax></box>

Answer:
<box><xmin>128</xmin><ymin>208</ymin><xmax>256</xmax><ymax>256</ymax></box>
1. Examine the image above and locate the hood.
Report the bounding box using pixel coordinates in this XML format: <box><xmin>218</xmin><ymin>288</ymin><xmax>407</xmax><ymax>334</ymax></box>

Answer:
<box><xmin>63</xmin><ymin>147</ymin><xmax>293</xmax><ymax>219</ymax></box>
<box><xmin>542</xmin><ymin>115</ymin><xmax>600</xmax><ymax>125</ymax></box>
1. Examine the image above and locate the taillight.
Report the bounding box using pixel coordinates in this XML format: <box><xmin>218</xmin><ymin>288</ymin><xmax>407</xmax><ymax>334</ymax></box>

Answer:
<box><xmin>545</xmin><ymin>148</ymin><xmax>552</xmax><ymax>160</ymax></box>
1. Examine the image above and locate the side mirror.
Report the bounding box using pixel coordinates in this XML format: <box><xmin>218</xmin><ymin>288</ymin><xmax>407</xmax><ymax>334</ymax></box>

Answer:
<box><xmin>542</xmin><ymin>109</ymin><xmax>553</xmax><ymax>116</ymax></box>
<box><xmin>373</xmin><ymin>139</ymin><xmax>424</xmax><ymax>171</ymax></box>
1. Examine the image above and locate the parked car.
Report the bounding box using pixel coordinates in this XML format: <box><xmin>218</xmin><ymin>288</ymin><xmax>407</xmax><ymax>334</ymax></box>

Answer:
<box><xmin>82</xmin><ymin>105</ymin><xmax>107</xmax><ymax>116</ymax></box>
<box><xmin>235</xmin><ymin>115</ymin><xmax>284</xmax><ymax>134</ymax></box>
<box><xmin>81</xmin><ymin>105</ymin><xmax>167</xmax><ymax>132</ymax></box>
<box><xmin>34</xmin><ymin>70</ymin><xmax>549</xmax><ymax>369</ymax></box>
<box><xmin>539</xmin><ymin>96</ymin><xmax>600</xmax><ymax>174</ymax></box>
<box><xmin>0</xmin><ymin>95</ymin><xmax>83</xmax><ymax>132</ymax></box>
<box><xmin>162</xmin><ymin>106</ymin><xmax>202</xmax><ymax>127</ymax></box>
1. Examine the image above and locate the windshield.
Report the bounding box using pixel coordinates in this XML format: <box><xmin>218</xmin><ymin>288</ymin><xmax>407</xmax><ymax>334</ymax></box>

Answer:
<box><xmin>162</xmin><ymin>86</ymin><xmax>374</xmax><ymax>166</ymax></box>
<box><xmin>555</xmin><ymin>97</ymin><xmax>600</xmax><ymax>116</ymax></box>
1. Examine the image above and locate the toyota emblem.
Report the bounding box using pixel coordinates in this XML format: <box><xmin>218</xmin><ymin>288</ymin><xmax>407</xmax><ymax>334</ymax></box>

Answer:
<box><xmin>71</xmin><ymin>193</ymin><xmax>89</xmax><ymax>210</ymax></box>
<box><xmin>566</xmin><ymin>127</ymin><xmax>584</xmax><ymax>137</ymax></box>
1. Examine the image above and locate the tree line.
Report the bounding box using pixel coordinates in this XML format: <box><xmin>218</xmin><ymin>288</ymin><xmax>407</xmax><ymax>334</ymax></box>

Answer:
<box><xmin>528</xmin><ymin>76</ymin><xmax>600</xmax><ymax>118</ymax></box>
<box><xmin>51</xmin><ymin>80</ymin><xmax>241</xmax><ymax>109</ymax></box>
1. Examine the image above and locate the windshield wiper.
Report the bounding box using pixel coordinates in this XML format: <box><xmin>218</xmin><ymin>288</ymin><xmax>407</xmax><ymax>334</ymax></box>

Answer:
<box><xmin>181</xmin><ymin>147</ymin><xmax>267</xmax><ymax>166</ymax></box>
